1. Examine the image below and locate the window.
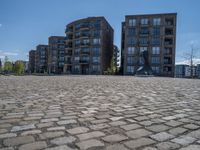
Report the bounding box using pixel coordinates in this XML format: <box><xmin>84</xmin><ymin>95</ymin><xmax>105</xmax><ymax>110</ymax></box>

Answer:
<box><xmin>82</xmin><ymin>47</ymin><xmax>90</xmax><ymax>53</ymax></box>
<box><xmin>127</xmin><ymin>37</ymin><xmax>136</xmax><ymax>46</ymax></box>
<box><xmin>75</xmin><ymin>40</ymin><xmax>80</xmax><ymax>46</ymax></box>
<box><xmin>74</xmin><ymin>65</ymin><xmax>80</xmax><ymax>72</ymax></box>
<box><xmin>93</xmin><ymin>57</ymin><xmax>100</xmax><ymax>63</ymax></box>
<box><xmin>152</xmin><ymin>47</ymin><xmax>160</xmax><ymax>55</ymax></box>
<box><xmin>140</xmin><ymin>47</ymin><xmax>147</xmax><ymax>52</ymax></box>
<box><xmin>127</xmin><ymin>57</ymin><xmax>134</xmax><ymax>65</ymax></box>
<box><xmin>128</xmin><ymin>28</ymin><xmax>136</xmax><ymax>36</ymax></box>
<box><xmin>93</xmin><ymin>38</ymin><xmax>101</xmax><ymax>45</ymax></box>
<box><xmin>93</xmin><ymin>30</ymin><xmax>101</xmax><ymax>37</ymax></box>
<box><xmin>75</xmin><ymin>48</ymin><xmax>80</xmax><ymax>55</ymax></box>
<box><xmin>83</xmin><ymin>39</ymin><xmax>90</xmax><ymax>45</ymax></box>
<box><xmin>152</xmin><ymin>37</ymin><xmax>160</xmax><ymax>45</ymax></box>
<box><xmin>74</xmin><ymin>57</ymin><xmax>80</xmax><ymax>62</ymax></box>
<box><xmin>127</xmin><ymin>47</ymin><xmax>135</xmax><ymax>55</ymax></box>
<box><xmin>75</xmin><ymin>32</ymin><xmax>80</xmax><ymax>38</ymax></box>
<box><xmin>92</xmin><ymin>65</ymin><xmax>100</xmax><ymax>72</ymax></box>
<box><xmin>141</xmin><ymin>19</ymin><xmax>148</xmax><ymax>25</ymax></box>
<box><xmin>140</xmin><ymin>27</ymin><xmax>149</xmax><ymax>34</ymax></box>
<box><xmin>128</xmin><ymin>19</ymin><xmax>136</xmax><ymax>26</ymax></box>
<box><xmin>93</xmin><ymin>47</ymin><xmax>100</xmax><ymax>55</ymax></box>
<box><xmin>152</xmin><ymin>66</ymin><xmax>160</xmax><ymax>73</ymax></box>
<box><xmin>151</xmin><ymin>57</ymin><xmax>160</xmax><ymax>64</ymax></box>
<box><xmin>139</xmin><ymin>37</ymin><xmax>148</xmax><ymax>45</ymax></box>
<box><xmin>127</xmin><ymin>66</ymin><xmax>134</xmax><ymax>73</ymax></box>
<box><xmin>153</xmin><ymin>27</ymin><xmax>160</xmax><ymax>35</ymax></box>
<box><xmin>153</xmin><ymin>18</ymin><xmax>161</xmax><ymax>26</ymax></box>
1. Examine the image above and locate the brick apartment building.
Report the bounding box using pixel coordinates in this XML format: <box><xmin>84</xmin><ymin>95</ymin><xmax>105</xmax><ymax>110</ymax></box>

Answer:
<box><xmin>48</xmin><ymin>36</ymin><xmax>65</xmax><ymax>74</ymax></box>
<box><xmin>29</xmin><ymin>50</ymin><xmax>36</xmax><ymax>73</ymax></box>
<box><xmin>121</xmin><ymin>13</ymin><xmax>177</xmax><ymax>77</ymax></box>
<box><xmin>64</xmin><ymin>17</ymin><xmax>114</xmax><ymax>75</ymax></box>
<box><xmin>35</xmin><ymin>45</ymin><xmax>48</xmax><ymax>73</ymax></box>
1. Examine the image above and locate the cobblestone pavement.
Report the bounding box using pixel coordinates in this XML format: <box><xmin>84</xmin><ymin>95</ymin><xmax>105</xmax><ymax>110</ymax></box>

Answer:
<box><xmin>0</xmin><ymin>76</ymin><xmax>200</xmax><ymax>150</ymax></box>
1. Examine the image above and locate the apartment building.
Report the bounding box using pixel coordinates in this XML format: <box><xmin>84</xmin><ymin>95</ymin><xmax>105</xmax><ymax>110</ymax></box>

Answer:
<box><xmin>48</xmin><ymin>36</ymin><xmax>65</xmax><ymax>74</ymax></box>
<box><xmin>29</xmin><ymin>50</ymin><xmax>36</xmax><ymax>73</ymax></box>
<box><xmin>36</xmin><ymin>45</ymin><xmax>48</xmax><ymax>73</ymax></box>
<box><xmin>64</xmin><ymin>17</ymin><xmax>114</xmax><ymax>75</ymax></box>
<box><xmin>121</xmin><ymin>13</ymin><xmax>177</xmax><ymax>77</ymax></box>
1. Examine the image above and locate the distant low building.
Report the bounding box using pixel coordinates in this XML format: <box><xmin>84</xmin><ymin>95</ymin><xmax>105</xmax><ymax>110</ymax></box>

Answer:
<box><xmin>175</xmin><ymin>64</ymin><xmax>188</xmax><ymax>78</ymax></box>
<box><xmin>197</xmin><ymin>64</ymin><xmax>200</xmax><ymax>78</ymax></box>
<box><xmin>185</xmin><ymin>65</ymin><xmax>197</xmax><ymax>78</ymax></box>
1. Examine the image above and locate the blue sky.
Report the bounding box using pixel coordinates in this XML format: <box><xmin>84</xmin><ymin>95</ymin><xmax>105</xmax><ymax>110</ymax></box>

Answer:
<box><xmin>0</xmin><ymin>0</ymin><xmax>200</xmax><ymax>62</ymax></box>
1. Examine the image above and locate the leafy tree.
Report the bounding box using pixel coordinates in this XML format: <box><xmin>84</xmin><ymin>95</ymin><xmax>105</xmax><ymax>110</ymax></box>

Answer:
<box><xmin>14</xmin><ymin>61</ymin><xmax>24</xmax><ymax>75</ymax></box>
<box><xmin>3</xmin><ymin>56</ymin><xmax>13</xmax><ymax>73</ymax></box>
<box><xmin>106</xmin><ymin>56</ymin><xmax>118</xmax><ymax>75</ymax></box>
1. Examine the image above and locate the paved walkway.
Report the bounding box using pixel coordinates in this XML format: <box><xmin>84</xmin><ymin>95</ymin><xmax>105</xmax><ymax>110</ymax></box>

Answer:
<box><xmin>0</xmin><ymin>76</ymin><xmax>200</xmax><ymax>150</ymax></box>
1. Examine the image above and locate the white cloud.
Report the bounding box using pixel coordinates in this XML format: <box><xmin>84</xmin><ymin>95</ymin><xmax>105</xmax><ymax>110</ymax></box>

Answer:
<box><xmin>176</xmin><ymin>58</ymin><xmax>200</xmax><ymax>66</ymax></box>
<box><xmin>3</xmin><ymin>52</ymin><xmax>18</xmax><ymax>56</ymax></box>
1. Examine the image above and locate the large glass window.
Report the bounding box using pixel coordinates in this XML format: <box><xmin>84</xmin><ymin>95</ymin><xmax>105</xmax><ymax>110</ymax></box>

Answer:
<box><xmin>139</xmin><ymin>37</ymin><xmax>148</xmax><ymax>45</ymax></box>
<box><xmin>140</xmin><ymin>47</ymin><xmax>147</xmax><ymax>52</ymax></box>
<box><xmin>152</xmin><ymin>37</ymin><xmax>161</xmax><ymax>45</ymax></box>
<box><xmin>74</xmin><ymin>57</ymin><xmax>80</xmax><ymax>62</ymax></box>
<box><xmin>92</xmin><ymin>65</ymin><xmax>100</xmax><ymax>72</ymax></box>
<box><xmin>151</xmin><ymin>57</ymin><xmax>160</xmax><ymax>64</ymax></box>
<box><xmin>127</xmin><ymin>37</ymin><xmax>136</xmax><ymax>46</ymax></box>
<box><xmin>128</xmin><ymin>19</ymin><xmax>136</xmax><ymax>26</ymax></box>
<box><xmin>128</xmin><ymin>28</ymin><xmax>136</xmax><ymax>36</ymax></box>
<box><xmin>83</xmin><ymin>39</ymin><xmax>90</xmax><ymax>45</ymax></box>
<box><xmin>92</xmin><ymin>57</ymin><xmax>100</xmax><ymax>63</ymax></box>
<box><xmin>153</xmin><ymin>27</ymin><xmax>160</xmax><ymax>35</ymax></box>
<box><xmin>93</xmin><ymin>38</ymin><xmax>101</xmax><ymax>45</ymax></box>
<box><xmin>127</xmin><ymin>47</ymin><xmax>135</xmax><ymax>55</ymax></box>
<box><xmin>127</xmin><ymin>66</ymin><xmax>134</xmax><ymax>73</ymax></box>
<box><xmin>153</xmin><ymin>18</ymin><xmax>161</xmax><ymax>26</ymax></box>
<box><xmin>152</xmin><ymin>47</ymin><xmax>160</xmax><ymax>55</ymax></box>
<box><xmin>75</xmin><ymin>40</ymin><xmax>80</xmax><ymax>46</ymax></box>
<box><xmin>141</xmin><ymin>18</ymin><xmax>148</xmax><ymax>25</ymax></box>
<box><xmin>140</xmin><ymin>27</ymin><xmax>149</xmax><ymax>34</ymax></box>
<box><xmin>93</xmin><ymin>47</ymin><xmax>100</xmax><ymax>55</ymax></box>
<box><xmin>127</xmin><ymin>57</ymin><xmax>134</xmax><ymax>65</ymax></box>
<box><xmin>75</xmin><ymin>48</ymin><xmax>80</xmax><ymax>55</ymax></box>
<box><xmin>152</xmin><ymin>66</ymin><xmax>160</xmax><ymax>73</ymax></box>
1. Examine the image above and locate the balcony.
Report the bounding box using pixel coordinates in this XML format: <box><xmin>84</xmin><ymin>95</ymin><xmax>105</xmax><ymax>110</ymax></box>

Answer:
<box><xmin>165</xmin><ymin>28</ymin><xmax>174</xmax><ymax>35</ymax></box>
<box><xmin>80</xmin><ymin>43</ymin><xmax>90</xmax><ymax>47</ymax></box>
<box><xmin>65</xmin><ymin>59</ymin><xmax>72</xmax><ymax>64</ymax></box>
<box><xmin>81</xmin><ymin>49</ymin><xmax>90</xmax><ymax>54</ymax></box>
<box><xmin>165</xmin><ymin>19</ymin><xmax>174</xmax><ymax>26</ymax></box>
<box><xmin>65</xmin><ymin>28</ymin><xmax>73</xmax><ymax>34</ymax></box>
<box><xmin>80</xmin><ymin>60</ymin><xmax>90</xmax><ymax>64</ymax></box>
<box><xmin>164</xmin><ymin>38</ymin><xmax>173</xmax><ymax>45</ymax></box>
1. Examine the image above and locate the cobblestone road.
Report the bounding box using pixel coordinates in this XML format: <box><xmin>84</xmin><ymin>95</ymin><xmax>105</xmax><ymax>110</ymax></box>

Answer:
<box><xmin>0</xmin><ymin>76</ymin><xmax>200</xmax><ymax>150</ymax></box>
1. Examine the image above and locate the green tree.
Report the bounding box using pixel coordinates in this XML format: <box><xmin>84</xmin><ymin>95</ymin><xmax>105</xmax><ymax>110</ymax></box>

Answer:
<box><xmin>14</xmin><ymin>61</ymin><xmax>24</xmax><ymax>75</ymax></box>
<box><xmin>3</xmin><ymin>56</ymin><xmax>13</xmax><ymax>73</ymax></box>
<box><xmin>106</xmin><ymin>56</ymin><xmax>118</xmax><ymax>75</ymax></box>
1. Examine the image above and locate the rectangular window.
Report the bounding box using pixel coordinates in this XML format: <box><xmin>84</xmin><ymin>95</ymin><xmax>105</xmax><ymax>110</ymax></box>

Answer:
<box><xmin>93</xmin><ymin>47</ymin><xmax>100</xmax><ymax>55</ymax></box>
<box><xmin>74</xmin><ymin>65</ymin><xmax>80</xmax><ymax>72</ymax></box>
<box><xmin>75</xmin><ymin>40</ymin><xmax>80</xmax><ymax>46</ymax></box>
<box><xmin>127</xmin><ymin>37</ymin><xmax>136</xmax><ymax>46</ymax></box>
<box><xmin>128</xmin><ymin>28</ymin><xmax>136</xmax><ymax>36</ymax></box>
<box><xmin>153</xmin><ymin>18</ymin><xmax>161</xmax><ymax>26</ymax></box>
<box><xmin>152</xmin><ymin>47</ymin><xmax>160</xmax><ymax>55</ymax></box>
<box><xmin>153</xmin><ymin>27</ymin><xmax>160</xmax><ymax>35</ymax></box>
<box><xmin>152</xmin><ymin>37</ymin><xmax>160</xmax><ymax>45</ymax></box>
<box><xmin>128</xmin><ymin>19</ymin><xmax>136</xmax><ymax>26</ymax></box>
<box><xmin>75</xmin><ymin>48</ymin><xmax>80</xmax><ymax>55</ymax></box>
<box><xmin>127</xmin><ymin>47</ymin><xmax>135</xmax><ymax>55</ymax></box>
<box><xmin>140</xmin><ymin>27</ymin><xmax>149</xmax><ymax>34</ymax></box>
<box><xmin>152</xmin><ymin>66</ymin><xmax>160</xmax><ymax>73</ymax></box>
<box><xmin>151</xmin><ymin>57</ymin><xmax>160</xmax><ymax>64</ymax></box>
<box><xmin>139</xmin><ymin>37</ymin><xmax>148</xmax><ymax>45</ymax></box>
<box><xmin>93</xmin><ymin>57</ymin><xmax>100</xmax><ymax>63</ymax></box>
<box><xmin>140</xmin><ymin>47</ymin><xmax>148</xmax><ymax>52</ymax></box>
<box><xmin>74</xmin><ymin>57</ymin><xmax>80</xmax><ymax>62</ymax></box>
<box><xmin>93</xmin><ymin>38</ymin><xmax>101</xmax><ymax>45</ymax></box>
<box><xmin>127</xmin><ymin>57</ymin><xmax>134</xmax><ymax>65</ymax></box>
<box><xmin>83</xmin><ymin>39</ymin><xmax>90</xmax><ymax>45</ymax></box>
<box><xmin>127</xmin><ymin>66</ymin><xmax>134</xmax><ymax>73</ymax></box>
<box><xmin>92</xmin><ymin>65</ymin><xmax>100</xmax><ymax>72</ymax></box>
<box><xmin>141</xmin><ymin>18</ymin><xmax>148</xmax><ymax>25</ymax></box>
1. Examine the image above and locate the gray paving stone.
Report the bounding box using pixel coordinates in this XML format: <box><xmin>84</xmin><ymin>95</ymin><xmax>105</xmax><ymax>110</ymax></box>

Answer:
<box><xmin>19</xmin><ymin>141</ymin><xmax>47</xmax><ymax>150</ymax></box>
<box><xmin>169</xmin><ymin>127</ymin><xmax>187</xmax><ymax>136</ymax></box>
<box><xmin>125</xmin><ymin>138</ymin><xmax>156</xmax><ymax>149</ymax></box>
<box><xmin>150</xmin><ymin>132</ymin><xmax>175</xmax><ymax>142</ymax></box>
<box><xmin>179</xmin><ymin>145</ymin><xmax>200</xmax><ymax>150</ymax></box>
<box><xmin>187</xmin><ymin>129</ymin><xmax>200</xmax><ymax>139</ymax></box>
<box><xmin>0</xmin><ymin>147</ymin><xmax>14</xmax><ymax>150</ymax></box>
<box><xmin>89</xmin><ymin>123</ymin><xmax>110</xmax><ymax>130</ymax></box>
<box><xmin>50</xmin><ymin>136</ymin><xmax>76</xmax><ymax>145</ymax></box>
<box><xmin>57</xmin><ymin>119</ymin><xmax>77</xmax><ymax>125</ymax></box>
<box><xmin>77</xmin><ymin>131</ymin><xmax>105</xmax><ymax>140</ymax></box>
<box><xmin>106</xmin><ymin>144</ymin><xmax>129</xmax><ymax>150</ymax></box>
<box><xmin>121</xmin><ymin>123</ymin><xmax>141</xmax><ymax>131</ymax></box>
<box><xmin>45</xmin><ymin>145</ymin><xmax>76</xmax><ymax>150</ymax></box>
<box><xmin>165</xmin><ymin>120</ymin><xmax>183</xmax><ymax>127</ymax></box>
<box><xmin>142</xmin><ymin>147</ymin><xmax>158</xmax><ymax>150</ymax></box>
<box><xmin>171</xmin><ymin>136</ymin><xmax>196</xmax><ymax>146</ymax></box>
<box><xmin>147</xmin><ymin>125</ymin><xmax>170</xmax><ymax>132</ymax></box>
<box><xmin>21</xmin><ymin>129</ymin><xmax>42</xmax><ymax>136</ymax></box>
<box><xmin>184</xmin><ymin>124</ymin><xmax>199</xmax><ymax>129</ymax></box>
<box><xmin>3</xmin><ymin>136</ymin><xmax>35</xmax><ymax>146</ymax></box>
<box><xmin>126</xmin><ymin>129</ymin><xmax>152</xmax><ymax>139</ymax></box>
<box><xmin>102</xmin><ymin>134</ymin><xmax>128</xmax><ymax>143</ymax></box>
<box><xmin>109</xmin><ymin>121</ymin><xmax>127</xmax><ymax>126</ymax></box>
<box><xmin>39</xmin><ymin>131</ymin><xmax>65</xmax><ymax>140</ymax></box>
<box><xmin>0</xmin><ymin>133</ymin><xmax>17</xmax><ymax>139</ymax></box>
<box><xmin>36</xmin><ymin>122</ymin><xmax>54</xmax><ymax>128</ymax></box>
<box><xmin>11</xmin><ymin>124</ymin><xmax>35</xmax><ymax>132</ymax></box>
<box><xmin>156</xmin><ymin>142</ymin><xmax>180</xmax><ymax>150</ymax></box>
<box><xmin>67</xmin><ymin>127</ymin><xmax>89</xmax><ymax>134</ymax></box>
<box><xmin>76</xmin><ymin>139</ymin><xmax>104</xmax><ymax>150</ymax></box>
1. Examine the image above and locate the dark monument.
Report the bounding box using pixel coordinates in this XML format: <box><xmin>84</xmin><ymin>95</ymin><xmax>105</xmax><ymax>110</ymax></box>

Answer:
<box><xmin>136</xmin><ymin>50</ymin><xmax>153</xmax><ymax>76</ymax></box>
